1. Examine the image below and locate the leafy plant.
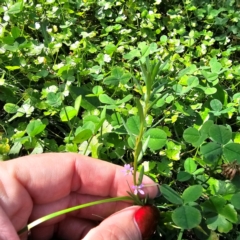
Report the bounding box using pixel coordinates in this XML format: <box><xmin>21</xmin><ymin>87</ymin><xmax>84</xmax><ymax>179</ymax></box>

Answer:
<box><xmin>1</xmin><ymin>0</ymin><xmax>240</xmax><ymax>239</ymax></box>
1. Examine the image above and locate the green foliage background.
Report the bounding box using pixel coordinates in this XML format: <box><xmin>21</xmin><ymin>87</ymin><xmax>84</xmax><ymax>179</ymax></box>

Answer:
<box><xmin>1</xmin><ymin>0</ymin><xmax>240</xmax><ymax>239</ymax></box>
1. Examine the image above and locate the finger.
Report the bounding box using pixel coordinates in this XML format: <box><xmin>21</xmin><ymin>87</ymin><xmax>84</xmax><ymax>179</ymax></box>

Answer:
<box><xmin>30</xmin><ymin>217</ymin><xmax>96</xmax><ymax>240</ymax></box>
<box><xmin>29</xmin><ymin>193</ymin><xmax>132</xmax><ymax>224</ymax></box>
<box><xmin>82</xmin><ymin>206</ymin><xmax>142</xmax><ymax>240</ymax></box>
<box><xmin>5</xmin><ymin>153</ymin><xmax>158</xmax><ymax>204</ymax></box>
<box><xmin>0</xmin><ymin>206</ymin><xmax>21</xmax><ymax>240</ymax></box>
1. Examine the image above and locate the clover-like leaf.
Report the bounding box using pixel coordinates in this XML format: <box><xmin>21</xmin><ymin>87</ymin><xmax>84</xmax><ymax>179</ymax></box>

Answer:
<box><xmin>184</xmin><ymin>158</ymin><xmax>197</xmax><ymax>173</ymax></box>
<box><xmin>200</xmin><ymin>142</ymin><xmax>222</xmax><ymax>163</ymax></box>
<box><xmin>209</xmin><ymin>125</ymin><xmax>232</xmax><ymax>145</ymax></box>
<box><xmin>223</xmin><ymin>143</ymin><xmax>240</xmax><ymax>163</ymax></box>
<box><xmin>60</xmin><ymin>106</ymin><xmax>77</xmax><ymax>122</ymax></box>
<box><xmin>202</xmin><ymin>196</ymin><xmax>238</xmax><ymax>233</ymax></box>
<box><xmin>103</xmin><ymin>67</ymin><xmax>132</xmax><ymax>85</ymax></box>
<box><xmin>144</xmin><ymin>128</ymin><xmax>167</xmax><ymax>151</ymax></box>
<box><xmin>172</xmin><ymin>206</ymin><xmax>201</xmax><ymax>229</ymax></box>
<box><xmin>26</xmin><ymin>120</ymin><xmax>46</xmax><ymax>137</ymax></box>
<box><xmin>182</xmin><ymin>185</ymin><xmax>202</xmax><ymax>203</ymax></box>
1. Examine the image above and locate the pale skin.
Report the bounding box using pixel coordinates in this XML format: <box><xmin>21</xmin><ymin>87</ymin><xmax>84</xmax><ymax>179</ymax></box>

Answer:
<box><xmin>0</xmin><ymin>153</ymin><xmax>158</xmax><ymax>240</ymax></box>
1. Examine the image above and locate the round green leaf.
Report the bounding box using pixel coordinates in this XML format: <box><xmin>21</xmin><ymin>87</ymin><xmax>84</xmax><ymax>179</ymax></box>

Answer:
<box><xmin>210</xmin><ymin>58</ymin><xmax>222</xmax><ymax>73</ymax></box>
<box><xmin>145</xmin><ymin>128</ymin><xmax>167</xmax><ymax>151</ymax></box>
<box><xmin>160</xmin><ymin>184</ymin><xmax>183</xmax><ymax>205</ymax></box>
<box><xmin>4</xmin><ymin>103</ymin><xmax>19</xmax><ymax>113</ymax></box>
<box><xmin>99</xmin><ymin>94</ymin><xmax>116</xmax><ymax>105</ymax></box>
<box><xmin>60</xmin><ymin>106</ymin><xmax>77</xmax><ymax>122</ymax></box>
<box><xmin>172</xmin><ymin>206</ymin><xmax>201</xmax><ymax>229</ymax></box>
<box><xmin>73</xmin><ymin>129</ymin><xmax>92</xmax><ymax>143</ymax></box>
<box><xmin>184</xmin><ymin>158</ymin><xmax>197</xmax><ymax>173</ymax></box>
<box><xmin>223</xmin><ymin>143</ymin><xmax>240</xmax><ymax>163</ymax></box>
<box><xmin>160</xmin><ymin>35</ymin><xmax>168</xmax><ymax>43</ymax></box>
<box><xmin>183</xmin><ymin>127</ymin><xmax>200</xmax><ymax>144</ymax></box>
<box><xmin>210</xmin><ymin>99</ymin><xmax>222</xmax><ymax>111</ymax></box>
<box><xmin>177</xmin><ymin>171</ymin><xmax>192</xmax><ymax>182</ymax></box>
<box><xmin>200</xmin><ymin>142</ymin><xmax>222</xmax><ymax>163</ymax></box>
<box><xmin>126</xmin><ymin>116</ymin><xmax>140</xmax><ymax>136</ymax></box>
<box><xmin>205</xmin><ymin>87</ymin><xmax>217</xmax><ymax>95</ymax></box>
<box><xmin>210</xmin><ymin>125</ymin><xmax>232</xmax><ymax>144</ymax></box>
<box><xmin>46</xmin><ymin>92</ymin><xmax>62</xmax><ymax>107</ymax></box>
<box><xmin>26</xmin><ymin>120</ymin><xmax>46</xmax><ymax>137</ymax></box>
<box><xmin>231</xmin><ymin>193</ymin><xmax>240</xmax><ymax>210</ymax></box>
<box><xmin>187</xmin><ymin>76</ymin><xmax>199</xmax><ymax>88</ymax></box>
<box><xmin>103</xmin><ymin>67</ymin><xmax>131</xmax><ymax>85</ymax></box>
<box><xmin>172</xmin><ymin>84</ymin><xmax>183</xmax><ymax>94</ymax></box>
<box><xmin>182</xmin><ymin>185</ymin><xmax>202</xmax><ymax>203</ymax></box>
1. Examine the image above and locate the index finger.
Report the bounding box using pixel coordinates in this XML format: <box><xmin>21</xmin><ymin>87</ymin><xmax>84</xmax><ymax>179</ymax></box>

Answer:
<box><xmin>5</xmin><ymin>153</ymin><xmax>158</xmax><ymax>204</ymax></box>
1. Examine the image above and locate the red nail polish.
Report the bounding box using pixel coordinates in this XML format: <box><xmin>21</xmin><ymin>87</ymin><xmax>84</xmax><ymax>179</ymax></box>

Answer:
<box><xmin>134</xmin><ymin>205</ymin><xmax>160</xmax><ymax>240</ymax></box>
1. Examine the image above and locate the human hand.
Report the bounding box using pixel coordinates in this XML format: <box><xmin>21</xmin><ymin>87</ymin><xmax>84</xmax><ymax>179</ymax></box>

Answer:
<box><xmin>0</xmin><ymin>153</ymin><xmax>159</xmax><ymax>240</ymax></box>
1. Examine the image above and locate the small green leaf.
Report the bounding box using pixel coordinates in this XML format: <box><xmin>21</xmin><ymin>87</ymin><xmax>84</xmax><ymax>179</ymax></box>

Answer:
<box><xmin>145</xmin><ymin>128</ymin><xmax>167</xmax><ymax>151</ymax></box>
<box><xmin>172</xmin><ymin>84</ymin><xmax>183</xmax><ymax>94</ymax></box>
<box><xmin>8</xmin><ymin>1</ymin><xmax>24</xmax><ymax>14</ymax></box>
<box><xmin>209</xmin><ymin>125</ymin><xmax>232</xmax><ymax>144</ymax></box>
<box><xmin>137</xmin><ymin>135</ymin><xmax>150</xmax><ymax>162</ymax></box>
<box><xmin>210</xmin><ymin>99</ymin><xmax>222</xmax><ymax>111</ymax></box>
<box><xmin>177</xmin><ymin>171</ymin><xmax>192</xmax><ymax>182</ymax></box>
<box><xmin>178</xmin><ymin>64</ymin><xmax>197</xmax><ymax>78</ymax></box>
<box><xmin>160</xmin><ymin>184</ymin><xmax>183</xmax><ymax>205</ymax></box>
<box><xmin>11</xmin><ymin>26</ymin><xmax>21</xmax><ymax>39</ymax></box>
<box><xmin>4</xmin><ymin>103</ymin><xmax>19</xmax><ymax>113</ymax></box>
<box><xmin>166</xmin><ymin>141</ymin><xmax>181</xmax><ymax>160</ymax></box>
<box><xmin>204</xmin><ymin>87</ymin><xmax>217</xmax><ymax>95</ymax></box>
<box><xmin>137</xmin><ymin>165</ymin><xmax>144</xmax><ymax>185</ymax></box>
<box><xmin>231</xmin><ymin>193</ymin><xmax>240</xmax><ymax>210</ymax></box>
<box><xmin>105</xmin><ymin>43</ymin><xmax>117</xmax><ymax>55</ymax></box>
<box><xmin>182</xmin><ymin>185</ymin><xmax>202</xmax><ymax>203</ymax></box>
<box><xmin>5</xmin><ymin>66</ymin><xmax>21</xmax><ymax>70</ymax></box>
<box><xmin>99</xmin><ymin>94</ymin><xmax>116</xmax><ymax>105</ymax></box>
<box><xmin>172</xmin><ymin>206</ymin><xmax>201</xmax><ymax>229</ymax></box>
<box><xmin>117</xmin><ymin>94</ymin><xmax>133</xmax><ymax>104</ymax></box>
<box><xmin>126</xmin><ymin>116</ymin><xmax>140</xmax><ymax>136</ymax></box>
<box><xmin>73</xmin><ymin>129</ymin><xmax>92</xmax><ymax>143</ymax></box>
<box><xmin>200</xmin><ymin>142</ymin><xmax>222</xmax><ymax>163</ymax></box>
<box><xmin>200</xmin><ymin>120</ymin><xmax>214</xmax><ymax>137</ymax></box>
<box><xmin>201</xmin><ymin>70</ymin><xmax>218</xmax><ymax>82</ymax></box>
<box><xmin>104</xmin><ymin>67</ymin><xmax>131</xmax><ymax>85</ymax></box>
<box><xmin>210</xmin><ymin>57</ymin><xmax>222</xmax><ymax>73</ymax></box>
<box><xmin>202</xmin><ymin>196</ymin><xmax>238</xmax><ymax>233</ymax></box>
<box><xmin>183</xmin><ymin>127</ymin><xmax>200</xmax><ymax>144</ymax></box>
<box><xmin>46</xmin><ymin>92</ymin><xmax>62</xmax><ymax>107</ymax></box>
<box><xmin>187</xmin><ymin>76</ymin><xmax>199</xmax><ymax>88</ymax></box>
<box><xmin>60</xmin><ymin>106</ymin><xmax>77</xmax><ymax>122</ymax></box>
<box><xmin>223</xmin><ymin>143</ymin><xmax>240</xmax><ymax>163</ymax></box>
<box><xmin>26</xmin><ymin>120</ymin><xmax>46</xmax><ymax>137</ymax></box>
<box><xmin>184</xmin><ymin>158</ymin><xmax>197</xmax><ymax>173</ymax></box>
<box><xmin>123</xmin><ymin>49</ymin><xmax>141</xmax><ymax>60</ymax></box>
<box><xmin>74</xmin><ymin>95</ymin><xmax>82</xmax><ymax>116</ymax></box>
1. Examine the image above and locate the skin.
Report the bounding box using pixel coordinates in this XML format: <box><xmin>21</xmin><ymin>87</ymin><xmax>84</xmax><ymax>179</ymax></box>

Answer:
<box><xmin>0</xmin><ymin>153</ymin><xmax>158</xmax><ymax>240</ymax></box>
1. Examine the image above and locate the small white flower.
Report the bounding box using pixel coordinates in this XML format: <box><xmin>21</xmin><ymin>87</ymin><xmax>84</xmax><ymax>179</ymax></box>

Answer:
<box><xmin>35</xmin><ymin>22</ymin><xmax>41</xmax><ymax>29</ymax></box>
<box><xmin>103</xmin><ymin>54</ymin><xmax>111</xmax><ymax>63</ymax></box>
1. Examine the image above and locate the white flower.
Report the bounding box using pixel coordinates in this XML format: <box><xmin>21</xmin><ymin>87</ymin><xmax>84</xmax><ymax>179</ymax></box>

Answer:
<box><xmin>103</xmin><ymin>54</ymin><xmax>111</xmax><ymax>63</ymax></box>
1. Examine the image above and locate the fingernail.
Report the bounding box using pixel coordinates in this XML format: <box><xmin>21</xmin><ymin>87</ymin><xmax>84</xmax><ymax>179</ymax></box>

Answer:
<box><xmin>134</xmin><ymin>205</ymin><xmax>160</xmax><ymax>240</ymax></box>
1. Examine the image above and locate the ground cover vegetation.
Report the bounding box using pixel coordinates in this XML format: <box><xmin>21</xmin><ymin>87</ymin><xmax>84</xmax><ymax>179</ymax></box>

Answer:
<box><xmin>1</xmin><ymin>0</ymin><xmax>240</xmax><ymax>239</ymax></box>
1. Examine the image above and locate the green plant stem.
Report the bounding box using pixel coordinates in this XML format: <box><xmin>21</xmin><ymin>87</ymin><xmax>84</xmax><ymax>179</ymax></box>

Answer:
<box><xmin>83</xmin><ymin>135</ymin><xmax>94</xmax><ymax>155</ymax></box>
<box><xmin>18</xmin><ymin>196</ymin><xmax>132</xmax><ymax>235</ymax></box>
<box><xmin>62</xmin><ymin>104</ymin><xmax>75</xmax><ymax>141</ymax></box>
<box><xmin>133</xmin><ymin>96</ymin><xmax>150</xmax><ymax>185</ymax></box>
<box><xmin>177</xmin><ymin>229</ymin><xmax>184</xmax><ymax>240</ymax></box>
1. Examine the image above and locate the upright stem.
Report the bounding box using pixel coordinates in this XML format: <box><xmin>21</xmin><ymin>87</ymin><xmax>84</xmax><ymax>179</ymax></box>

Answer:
<box><xmin>133</xmin><ymin>92</ymin><xmax>150</xmax><ymax>185</ymax></box>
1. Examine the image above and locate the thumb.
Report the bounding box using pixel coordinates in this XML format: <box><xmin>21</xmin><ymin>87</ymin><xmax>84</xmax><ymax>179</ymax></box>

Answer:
<box><xmin>82</xmin><ymin>206</ymin><xmax>142</xmax><ymax>240</ymax></box>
